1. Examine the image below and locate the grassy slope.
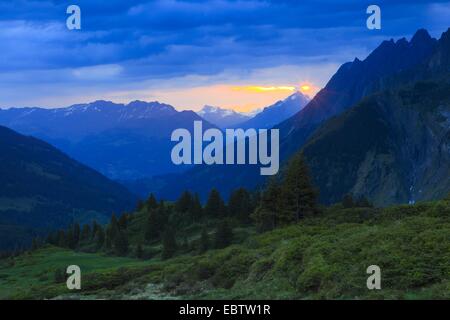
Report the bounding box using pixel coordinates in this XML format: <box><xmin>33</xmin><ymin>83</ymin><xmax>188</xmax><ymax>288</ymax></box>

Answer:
<box><xmin>0</xmin><ymin>199</ymin><xmax>449</xmax><ymax>300</ymax></box>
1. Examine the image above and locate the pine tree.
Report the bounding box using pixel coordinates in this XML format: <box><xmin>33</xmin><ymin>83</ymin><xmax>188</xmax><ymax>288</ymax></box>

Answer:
<box><xmin>251</xmin><ymin>179</ymin><xmax>281</xmax><ymax>232</ymax></box>
<box><xmin>81</xmin><ymin>224</ymin><xmax>91</xmax><ymax>241</ymax></box>
<box><xmin>145</xmin><ymin>205</ymin><xmax>166</xmax><ymax>241</ymax></box>
<box><xmin>118</xmin><ymin>213</ymin><xmax>128</xmax><ymax>230</ymax></box>
<box><xmin>73</xmin><ymin>223</ymin><xmax>80</xmax><ymax>247</ymax></box>
<box><xmin>280</xmin><ymin>153</ymin><xmax>318</xmax><ymax>223</ymax></box>
<box><xmin>161</xmin><ymin>228</ymin><xmax>177</xmax><ymax>260</ymax></box>
<box><xmin>147</xmin><ymin>193</ymin><xmax>158</xmax><ymax>210</ymax></box>
<box><xmin>205</xmin><ymin>188</ymin><xmax>227</xmax><ymax>217</ymax></box>
<box><xmin>57</xmin><ymin>230</ymin><xmax>66</xmax><ymax>247</ymax></box>
<box><xmin>95</xmin><ymin>226</ymin><xmax>105</xmax><ymax>249</ymax></box>
<box><xmin>191</xmin><ymin>193</ymin><xmax>203</xmax><ymax>222</ymax></box>
<box><xmin>176</xmin><ymin>191</ymin><xmax>193</xmax><ymax>213</ymax></box>
<box><xmin>91</xmin><ymin>220</ymin><xmax>100</xmax><ymax>240</ymax></box>
<box><xmin>228</xmin><ymin>188</ymin><xmax>252</xmax><ymax>223</ymax></box>
<box><xmin>214</xmin><ymin>220</ymin><xmax>233</xmax><ymax>249</ymax></box>
<box><xmin>106</xmin><ymin>213</ymin><xmax>120</xmax><ymax>250</ymax></box>
<box><xmin>66</xmin><ymin>228</ymin><xmax>75</xmax><ymax>249</ymax></box>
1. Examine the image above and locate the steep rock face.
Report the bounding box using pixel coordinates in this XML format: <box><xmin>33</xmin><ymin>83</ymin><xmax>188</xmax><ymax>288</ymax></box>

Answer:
<box><xmin>302</xmin><ymin>81</ymin><xmax>450</xmax><ymax>206</ymax></box>
<box><xmin>278</xmin><ymin>29</ymin><xmax>437</xmax><ymax>159</ymax></box>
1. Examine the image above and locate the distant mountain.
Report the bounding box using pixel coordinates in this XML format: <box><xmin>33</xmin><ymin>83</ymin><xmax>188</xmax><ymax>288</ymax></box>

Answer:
<box><xmin>239</xmin><ymin>91</ymin><xmax>309</xmax><ymax>129</ymax></box>
<box><xmin>197</xmin><ymin>105</ymin><xmax>252</xmax><ymax>128</ymax></box>
<box><xmin>0</xmin><ymin>100</ymin><xmax>216</xmax><ymax>180</ymax></box>
<box><xmin>0</xmin><ymin>125</ymin><xmax>136</xmax><ymax>250</ymax></box>
<box><xmin>128</xmin><ymin>28</ymin><xmax>449</xmax><ymax>203</ymax></box>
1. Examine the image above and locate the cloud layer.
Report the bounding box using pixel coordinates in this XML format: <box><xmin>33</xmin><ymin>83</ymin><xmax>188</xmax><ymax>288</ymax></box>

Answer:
<box><xmin>0</xmin><ymin>0</ymin><xmax>449</xmax><ymax>109</ymax></box>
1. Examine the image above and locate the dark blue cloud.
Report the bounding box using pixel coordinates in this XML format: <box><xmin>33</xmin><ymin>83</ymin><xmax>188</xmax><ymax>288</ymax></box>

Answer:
<box><xmin>0</xmin><ymin>0</ymin><xmax>449</xmax><ymax>106</ymax></box>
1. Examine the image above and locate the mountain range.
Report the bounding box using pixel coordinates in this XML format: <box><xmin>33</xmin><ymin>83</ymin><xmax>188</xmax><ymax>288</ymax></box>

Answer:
<box><xmin>197</xmin><ymin>105</ymin><xmax>252</xmax><ymax>128</ymax></box>
<box><xmin>130</xmin><ymin>28</ymin><xmax>450</xmax><ymax>205</ymax></box>
<box><xmin>0</xmin><ymin>100</ymin><xmax>215</xmax><ymax>180</ymax></box>
<box><xmin>239</xmin><ymin>91</ymin><xmax>310</xmax><ymax>129</ymax></box>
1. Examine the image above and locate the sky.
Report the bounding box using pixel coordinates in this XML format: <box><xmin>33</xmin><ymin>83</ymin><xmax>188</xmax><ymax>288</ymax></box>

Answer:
<box><xmin>0</xmin><ymin>0</ymin><xmax>449</xmax><ymax>112</ymax></box>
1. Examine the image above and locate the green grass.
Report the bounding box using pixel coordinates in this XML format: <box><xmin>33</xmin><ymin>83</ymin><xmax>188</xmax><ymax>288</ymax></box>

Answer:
<box><xmin>0</xmin><ymin>247</ymin><xmax>150</xmax><ymax>299</ymax></box>
<box><xmin>1</xmin><ymin>199</ymin><xmax>449</xmax><ymax>300</ymax></box>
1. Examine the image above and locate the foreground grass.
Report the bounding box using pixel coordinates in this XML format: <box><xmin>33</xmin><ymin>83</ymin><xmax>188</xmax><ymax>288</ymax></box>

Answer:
<box><xmin>0</xmin><ymin>199</ymin><xmax>449</xmax><ymax>300</ymax></box>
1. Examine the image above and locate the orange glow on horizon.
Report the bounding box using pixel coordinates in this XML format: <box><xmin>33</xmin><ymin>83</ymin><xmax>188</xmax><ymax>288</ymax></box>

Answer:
<box><xmin>300</xmin><ymin>85</ymin><xmax>311</xmax><ymax>93</ymax></box>
<box><xmin>232</xmin><ymin>86</ymin><xmax>297</xmax><ymax>93</ymax></box>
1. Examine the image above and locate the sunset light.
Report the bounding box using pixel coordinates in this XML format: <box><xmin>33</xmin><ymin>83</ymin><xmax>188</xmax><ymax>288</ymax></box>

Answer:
<box><xmin>232</xmin><ymin>86</ymin><xmax>297</xmax><ymax>93</ymax></box>
<box><xmin>300</xmin><ymin>85</ymin><xmax>311</xmax><ymax>93</ymax></box>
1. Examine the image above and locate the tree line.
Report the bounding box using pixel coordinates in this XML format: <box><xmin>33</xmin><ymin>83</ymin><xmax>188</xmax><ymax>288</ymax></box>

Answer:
<box><xmin>32</xmin><ymin>153</ymin><xmax>374</xmax><ymax>261</ymax></box>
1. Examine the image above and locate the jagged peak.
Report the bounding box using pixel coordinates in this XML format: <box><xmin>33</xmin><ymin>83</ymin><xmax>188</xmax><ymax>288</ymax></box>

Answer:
<box><xmin>411</xmin><ymin>28</ymin><xmax>432</xmax><ymax>45</ymax></box>
<box><xmin>439</xmin><ymin>27</ymin><xmax>450</xmax><ymax>44</ymax></box>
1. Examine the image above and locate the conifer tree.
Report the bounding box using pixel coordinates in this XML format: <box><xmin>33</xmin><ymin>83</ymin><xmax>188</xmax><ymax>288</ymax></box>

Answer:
<box><xmin>147</xmin><ymin>193</ymin><xmax>158</xmax><ymax>210</ymax></box>
<box><xmin>228</xmin><ymin>188</ymin><xmax>252</xmax><ymax>223</ymax></box>
<box><xmin>205</xmin><ymin>188</ymin><xmax>227</xmax><ymax>217</ymax></box>
<box><xmin>145</xmin><ymin>204</ymin><xmax>167</xmax><ymax>241</ymax></box>
<box><xmin>81</xmin><ymin>224</ymin><xmax>91</xmax><ymax>241</ymax></box>
<box><xmin>91</xmin><ymin>220</ymin><xmax>100</xmax><ymax>240</ymax></box>
<box><xmin>118</xmin><ymin>213</ymin><xmax>128</xmax><ymax>230</ymax></box>
<box><xmin>66</xmin><ymin>228</ymin><xmax>75</xmax><ymax>249</ymax></box>
<box><xmin>57</xmin><ymin>230</ymin><xmax>66</xmax><ymax>247</ymax></box>
<box><xmin>175</xmin><ymin>191</ymin><xmax>193</xmax><ymax>213</ymax></box>
<box><xmin>73</xmin><ymin>223</ymin><xmax>80</xmax><ymax>247</ymax></box>
<box><xmin>95</xmin><ymin>226</ymin><xmax>105</xmax><ymax>249</ymax></box>
<box><xmin>106</xmin><ymin>213</ymin><xmax>120</xmax><ymax>249</ymax></box>
<box><xmin>191</xmin><ymin>193</ymin><xmax>203</xmax><ymax>221</ymax></box>
<box><xmin>280</xmin><ymin>153</ymin><xmax>318</xmax><ymax>223</ymax></box>
<box><xmin>251</xmin><ymin>179</ymin><xmax>281</xmax><ymax>232</ymax></box>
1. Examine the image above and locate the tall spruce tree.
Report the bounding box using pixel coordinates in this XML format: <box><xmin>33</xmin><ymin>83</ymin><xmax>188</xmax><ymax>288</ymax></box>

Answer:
<box><xmin>81</xmin><ymin>224</ymin><xmax>91</xmax><ymax>242</ymax></box>
<box><xmin>280</xmin><ymin>153</ymin><xmax>318</xmax><ymax>223</ymax></box>
<box><xmin>175</xmin><ymin>191</ymin><xmax>193</xmax><ymax>213</ymax></box>
<box><xmin>205</xmin><ymin>188</ymin><xmax>227</xmax><ymax>217</ymax></box>
<box><xmin>95</xmin><ymin>226</ymin><xmax>105</xmax><ymax>249</ymax></box>
<box><xmin>191</xmin><ymin>193</ymin><xmax>203</xmax><ymax>222</ymax></box>
<box><xmin>73</xmin><ymin>223</ymin><xmax>80</xmax><ymax>247</ymax></box>
<box><xmin>228</xmin><ymin>188</ymin><xmax>252</xmax><ymax>223</ymax></box>
<box><xmin>147</xmin><ymin>193</ymin><xmax>158</xmax><ymax>210</ymax></box>
<box><xmin>251</xmin><ymin>179</ymin><xmax>281</xmax><ymax>232</ymax></box>
<box><xmin>145</xmin><ymin>205</ymin><xmax>167</xmax><ymax>241</ymax></box>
